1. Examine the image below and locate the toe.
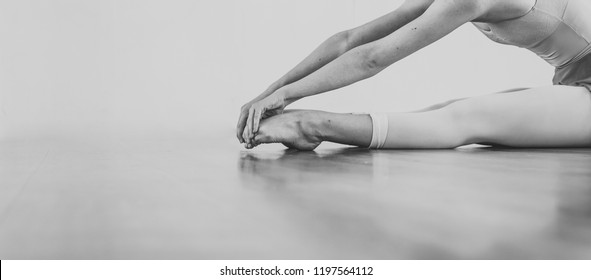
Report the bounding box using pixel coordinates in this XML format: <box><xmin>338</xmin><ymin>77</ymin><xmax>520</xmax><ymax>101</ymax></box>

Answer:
<box><xmin>282</xmin><ymin>143</ymin><xmax>297</xmax><ymax>150</ymax></box>
<box><xmin>254</xmin><ymin>132</ymin><xmax>272</xmax><ymax>144</ymax></box>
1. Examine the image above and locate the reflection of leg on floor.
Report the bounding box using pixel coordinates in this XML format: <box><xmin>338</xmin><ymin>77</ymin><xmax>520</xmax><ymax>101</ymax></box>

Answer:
<box><xmin>239</xmin><ymin>148</ymin><xmax>375</xmax><ymax>188</ymax></box>
<box><xmin>253</xmin><ymin>86</ymin><xmax>591</xmax><ymax>150</ymax></box>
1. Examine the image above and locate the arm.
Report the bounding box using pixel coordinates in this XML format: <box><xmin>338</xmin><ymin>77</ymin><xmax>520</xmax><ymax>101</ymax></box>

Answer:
<box><xmin>278</xmin><ymin>0</ymin><xmax>483</xmax><ymax>104</ymax></box>
<box><xmin>243</xmin><ymin>0</ymin><xmax>486</xmax><ymax>143</ymax></box>
<box><xmin>237</xmin><ymin>0</ymin><xmax>432</xmax><ymax>143</ymax></box>
<box><xmin>270</xmin><ymin>0</ymin><xmax>433</xmax><ymax>93</ymax></box>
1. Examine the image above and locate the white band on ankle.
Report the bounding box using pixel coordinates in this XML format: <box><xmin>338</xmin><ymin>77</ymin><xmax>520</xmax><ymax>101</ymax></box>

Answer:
<box><xmin>369</xmin><ymin>113</ymin><xmax>389</xmax><ymax>149</ymax></box>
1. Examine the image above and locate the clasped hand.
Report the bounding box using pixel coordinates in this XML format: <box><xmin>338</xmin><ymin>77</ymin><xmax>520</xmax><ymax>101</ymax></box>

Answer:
<box><xmin>236</xmin><ymin>92</ymin><xmax>286</xmax><ymax>148</ymax></box>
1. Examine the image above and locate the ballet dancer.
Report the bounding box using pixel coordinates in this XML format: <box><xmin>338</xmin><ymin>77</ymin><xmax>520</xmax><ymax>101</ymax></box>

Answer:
<box><xmin>237</xmin><ymin>0</ymin><xmax>591</xmax><ymax>150</ymax></box>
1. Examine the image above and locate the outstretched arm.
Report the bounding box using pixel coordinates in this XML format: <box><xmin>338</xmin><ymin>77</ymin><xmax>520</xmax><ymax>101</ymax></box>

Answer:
<box><xmin>271</xmin><ymin>0</ymin><xmax>433</xmax><ymax>93</ymax></box>
<box><xmin>242</xmin><ymin>0</ymin><xmax>485</xmax><ymax>144</ymax></box>
<box><xmin>279</xmin><ymin>0</ymin><xmax>482</xmax><ymax>103</ymax></box>
<box><xmin>237</xmin><ymin>0</ymin><xmax>432</xmax><ymax>143</ymax></box>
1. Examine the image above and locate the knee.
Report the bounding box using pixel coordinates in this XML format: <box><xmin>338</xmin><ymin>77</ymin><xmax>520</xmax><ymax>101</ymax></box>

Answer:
<box><xmin>442</xmin><ymin>100</ymin><xmax>494</xmax><ymax>145</ymax></box>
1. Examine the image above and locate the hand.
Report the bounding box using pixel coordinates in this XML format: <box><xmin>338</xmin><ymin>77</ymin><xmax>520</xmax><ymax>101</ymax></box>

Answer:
<box><xmin>236</xmin><ymin>92</ymin><xmax>286</xmax><ymax>147</ymax></box>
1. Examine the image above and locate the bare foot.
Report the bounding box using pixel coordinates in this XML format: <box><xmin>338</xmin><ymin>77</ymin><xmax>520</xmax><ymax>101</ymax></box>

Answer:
<box><xmin>251</xmin><ymin>110</ymin><xmax>322</xmax><ymax>151</ymax></box>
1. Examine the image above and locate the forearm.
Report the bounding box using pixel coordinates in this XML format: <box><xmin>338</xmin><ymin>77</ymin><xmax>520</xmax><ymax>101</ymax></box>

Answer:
<box><xmin>268</xmin><ymin>32</ymin><xmax>350</xmax><ymax>93</ymax></box>
<box><xmin>276</xmin><ymin>45</ymin><xmax>383</xmax><ymax>104</ymax></box>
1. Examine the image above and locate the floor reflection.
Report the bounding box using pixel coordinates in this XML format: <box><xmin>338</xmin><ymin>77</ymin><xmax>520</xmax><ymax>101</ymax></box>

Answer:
<box><xmin>550</xmin><ymin>155</ymin><xmax>591</xmax><ymax>258</ymax></box>
<box><xmin>483</xmin><ymin>151</ymin><xmax>591</xmax><ymax>259</ymax></box>
<box><xmin>3</xmin><ymin>137</ymin><xmax>591</xmax><ymax>259</ymax></box>
<box><xmin>239</xmin><ymin>148</ymin><xmax>376</xmax><ymax>189</ymax></box>
<box><xmin>237</xmin><ymin>147</ymin><xmax>591</xmax><ymax>259</ymax></box>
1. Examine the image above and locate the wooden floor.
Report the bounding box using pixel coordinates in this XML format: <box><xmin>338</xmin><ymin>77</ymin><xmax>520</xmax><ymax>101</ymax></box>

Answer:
<box><xmin>1</xmin><ymin>132</ymin><xmax>591</xmax><ymax>259</ymax></box>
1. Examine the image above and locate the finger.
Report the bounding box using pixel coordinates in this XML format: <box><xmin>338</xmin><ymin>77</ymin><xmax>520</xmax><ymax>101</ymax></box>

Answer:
<box><xmin>242</xmin><ymin>130</ymin><xmax>250</xmax><ymax>147</ymax></box>
<box><xmin>242</xmin><ymin>119</ymin><xmax>252</xmax><ymax>145</ymax></box>
<box><xmin>253</xmin><ymin>107</ymin><xmax>265</xmax><ymax>134</ymax></box>
<box><xmin>246</xmin><ymin>107</ymin><xmax>255</xmax><ymax>143</ymax></box>
<box><xmin>236</xmin><ymin>111</ymin><xmax>248</xmax><ymax>143</ymax></box>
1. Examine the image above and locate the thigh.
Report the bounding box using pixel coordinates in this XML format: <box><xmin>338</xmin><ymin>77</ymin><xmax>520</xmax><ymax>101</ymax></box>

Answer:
<box><xmin>411</xmin><ymin>88</ymin><xmax>531</xmax><ymax>113</ymax></box>
<box><xmin>450</xmin><ymin>86</ymin><xmax>591</xmax><ymax>147</ymax></box>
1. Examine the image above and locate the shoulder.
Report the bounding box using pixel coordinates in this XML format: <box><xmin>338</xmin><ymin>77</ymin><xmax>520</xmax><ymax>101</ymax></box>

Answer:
<box><xmin>428</xmin><ymin>0</ymin><xmax>488</xmax><ymax>18</ymax></box>
<box><xmin>403</xmin><ymin>0</ymin><xmax>487</xmax><ymax>12</ymax></box>
<box><xmin>436</xmin><ymin>0</ymin><xmax>484</xmax><ymax>10</ymax></box>
<box><xmin>402</xmin><ymin>0</ymin><xmax>435</xmax><ymax>9</ymax></box>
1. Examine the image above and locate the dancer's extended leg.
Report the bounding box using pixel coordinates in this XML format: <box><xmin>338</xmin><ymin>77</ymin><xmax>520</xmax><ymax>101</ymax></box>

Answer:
<box><xmin>252</xmin><ymin>86</ymin><xmax>591</xmax><ymax>150</ymax></box>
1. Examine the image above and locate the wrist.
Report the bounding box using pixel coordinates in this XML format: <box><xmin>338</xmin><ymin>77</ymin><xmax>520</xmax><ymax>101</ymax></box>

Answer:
<box><xmin>275</xmin><ymin>88</ymin><xmax>296</xmax><ymax>106</ymax></box>
<box><xmin>267</xmin><ymin>81</ymin><xmax>284</xmax><ymax>94</ymax></box>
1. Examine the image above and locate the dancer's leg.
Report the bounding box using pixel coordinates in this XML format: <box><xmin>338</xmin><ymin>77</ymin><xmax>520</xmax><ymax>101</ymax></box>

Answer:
<box><xmin>373</xmin><ymin>86</ymin><xmax>591</xmax><ymax>148</ymax></box>
<box><xmin>253</xmin><ymin>86</ymin><xmax>591</xmax><ymax>150</ymax></box>
<box><xmin>252</xmin><ymin>110</ymin><xmax>373</xmax><ymax>150</ymax></box>
<box><xmin>252</xmin><ymin>108</ymin><xmax>468</xmax><ymax>149</ymax></box>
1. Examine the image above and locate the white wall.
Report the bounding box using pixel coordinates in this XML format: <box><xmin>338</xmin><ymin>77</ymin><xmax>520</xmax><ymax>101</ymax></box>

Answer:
<box><xmin>0</xmin><ymin>0</ymin><xmax>553</xmax><ymax>139</ymax></box>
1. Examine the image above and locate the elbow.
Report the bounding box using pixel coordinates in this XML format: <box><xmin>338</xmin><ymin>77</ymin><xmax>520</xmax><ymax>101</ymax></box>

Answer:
<box><xmin>330</xmin><ymin>30</ymin><xmax>352</xmax><ymax>55</ymax></box>
<box><xmin>364</xmin><ymin>56</ymin><xmax>383</xmax><ymax>74</ymax></box>
<box><xmin>402</xmin><ymin>0</ymin><xmax>432</xmax><ymax>17</ymax></box>
<box><xmin>357</xmin><ymin>46</ymin><xmax>388</xmax><ymax>75</ymax></box>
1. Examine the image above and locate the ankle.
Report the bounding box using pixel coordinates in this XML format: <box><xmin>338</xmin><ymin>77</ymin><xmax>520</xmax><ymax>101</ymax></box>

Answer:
<box><xmin>295</xmin><ymin>111</ymin><xmax>327</xmax><ymax>141</ymax></box>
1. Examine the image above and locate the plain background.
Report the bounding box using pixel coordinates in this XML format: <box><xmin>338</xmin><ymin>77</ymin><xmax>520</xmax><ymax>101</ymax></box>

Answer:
<box><xmin>0</xmin><ymin>0</ymin><xmax>553</xmax><ymax>141</ymax></box>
